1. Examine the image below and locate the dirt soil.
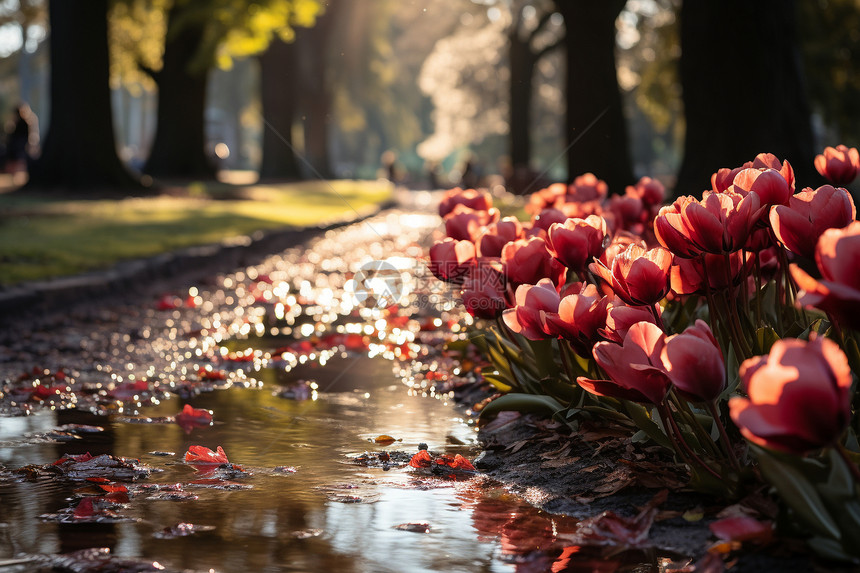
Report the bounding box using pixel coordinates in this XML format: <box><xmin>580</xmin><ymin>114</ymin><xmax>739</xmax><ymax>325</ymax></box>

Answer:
<box><xmin>465</xmin><ymin>404</ymin><xmax>849</xmax><ymax>572</ymax></box>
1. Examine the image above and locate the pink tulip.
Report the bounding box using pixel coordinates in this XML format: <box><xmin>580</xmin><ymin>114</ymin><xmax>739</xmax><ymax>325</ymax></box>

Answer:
<box><xmin>654</xmin><ymin>199</ymin><xmax>701</xmax><ymax>258</ymax></box>
<box><xmin>729</xmin><ymin>336</ymin><xmax>852</xmax><ymax>454</ymax></box>
<box><xmin>790</xmin><ymin>221</ymin><xmax>860</xmax><ymax>330</ymax></box>
<box><xmin>531</xmin><ymin>208</ymin><xmax>568</xmax><ymax>233</ymax></box>
<box><xmin>600</xmin><ymin>303</ymin><xmax>661</xmax><ymax>344</ymax></box>
<box><xmin>546</xmin><ymin>215</ymin><xmax>607</xmax><ymax>274</ymax></box>
<box><xmin>502</xmin><ymin>279</ymin><xmax>560</xmax><ymax>340</ymax></box>
<box><xmin>577</xmin><ymin>321</ymin><xmax>671</xmax><ymax>405</ymax></box>
<box><xmin>590</xmin><ymin>244</ymin><xmax>673</xmax><ymax>306</ymax></box>
<box><xmin>542</xmin><ymin>284</ymin><xmax>612</xmax><ymax>356</ymax></box>
<box><xmin>501</xmin><ymin>237</ymin><xmax>567</xmax><ymax>288</ymax></box>
<box><xmin>730</xmin><ymin>168</ymin><xmax>792</xmax><ymax>207</ymax></box>
<box><xmin>439</xmin><ymin>187</ymin><xmax>493</xmax><ymax>218</ymax></box>
<box><xmin>814</xmin><ymin>145</ymin><xmax>860</xmax><ymax>186</ymax></box>
<box><xmin>661</xmin><ymin>320</ymin><xmax>725</xmax><ymax>402</ymax></box>
<box><xmin>444</xmin><ymin>205</ymin><xmax>499</xmax><ymax>242</ymax></box>
<box><xmin>428</xmin><ymin>238</ymin><xmax>476</xmax><ymax>283</ymax></box>
<box><xmin>477</xmin><ymin>217</ymin><xmax>524</xmax><ymax>258</ymax></box>
<box><xmin>460</xmin><ymin>261</ymin><xmax>507</xmax><ymax>319</ymax></box>
<box><xmin>769</xmin><ymin>185</ymin><xmax>856</xmax><ymax>258</ymax></box>
<box><xmin>626</xmin><ymin>176</ymin><xmax>665</xmax><ymax>209</ymax></box>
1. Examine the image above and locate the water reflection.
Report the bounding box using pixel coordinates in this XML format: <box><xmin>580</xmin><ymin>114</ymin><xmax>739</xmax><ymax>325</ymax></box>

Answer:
<box><xmin>0</xmin><ymin>357</ymin><xmax>504</xmax><ymax>572</ymax></box>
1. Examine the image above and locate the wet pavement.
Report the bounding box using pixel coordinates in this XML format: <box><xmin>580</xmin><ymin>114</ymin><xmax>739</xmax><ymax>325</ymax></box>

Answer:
<box><xmin>0</xmin><ymin>192</ymin><xmax>688</xmax><ymax>572</ymax></box>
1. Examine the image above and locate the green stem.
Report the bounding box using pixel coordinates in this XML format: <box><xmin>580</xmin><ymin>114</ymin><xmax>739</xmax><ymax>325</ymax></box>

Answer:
<box><xmin>659</xmin><ymin>404</ymin><xmax>723</xmax><ymax>481</ymax></box>
<box><xmin>558</xmin><ymin>339</ymin><xmax>577</xmax><ymax>384</ymax></box>
<box><xmin>707</xmin><ymin>401</ymin><xmax>741</xmax><ymax>472</ymax></box>
<box><xmin>753</xmin><ymin>252</ymin><xmax>763</xmax><ymax>327</ymax></box>
<box><xmin>670</xmin><ymin>391</ymin><xmax>720</xmax><ymax>459</ymax></box>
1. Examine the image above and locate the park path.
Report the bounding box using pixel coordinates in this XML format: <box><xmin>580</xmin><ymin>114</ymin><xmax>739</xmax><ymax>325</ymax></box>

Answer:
<box><xmin>0</xmin><ymin>189</ymin><xmax>443</xmax><ymax>401</ymax></box>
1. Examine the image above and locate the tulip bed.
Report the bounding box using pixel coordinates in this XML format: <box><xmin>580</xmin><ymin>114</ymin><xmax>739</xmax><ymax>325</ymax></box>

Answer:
<box><xmin>427</xmin><ymin>146</ymin><xmax>860</xmax><ymax>562</ymax></box>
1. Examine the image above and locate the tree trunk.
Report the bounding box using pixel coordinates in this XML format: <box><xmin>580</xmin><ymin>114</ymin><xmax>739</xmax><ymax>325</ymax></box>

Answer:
<box><xmin>555</xmin><ymin>0</ymin><xmax>633</xmax><ymax>193</ymax></box>
<box><xmin>28</xmin><ymin>0</ymin><xmax>140</xmax><ymax>190</ymax></box>
<box><xmin>675</xmin><ymin>0</ymin><xmax>815</xmax><ymax>196</ymax></box>
<box><xmin>258</xmin><ymin>38</ymin><xmax>302</xmax><ymax>180</ymax></box>
<box><xmin>143</xmin><ymin>6</ymin><xmax>214</xmax><ymax>179</ymax></box>
<box><xmin>509</xmin><ymin>28</ymin><xmax>535</xmax><ymax>173</ymax></box>
<box><xmin>296</xmin><ymin>4</ymin><xmax>337</xmax><ymax>179</ymax></box>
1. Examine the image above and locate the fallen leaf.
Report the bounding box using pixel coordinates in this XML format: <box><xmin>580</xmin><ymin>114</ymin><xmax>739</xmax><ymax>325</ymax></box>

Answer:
<box><xmin>374</xmin><ymin>435</ymin><xmax>398</xmax><ymax>446</ymax></box>
<box><xmin>184</xmin><ymin>445</ymin><xmax>229</xmax><ymax>465</ymax></box>
<box><xmin>709</xmin><ymin>516</ymin><xmax>772</xmax><ymax>543</ymax></box>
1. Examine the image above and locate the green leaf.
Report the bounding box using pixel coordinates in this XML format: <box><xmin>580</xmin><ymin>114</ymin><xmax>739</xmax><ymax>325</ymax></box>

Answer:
<box><xmin>526</xmin><ymin>338</ymin><xmax>559</xmax><ymax>379</ymax></box>
<box><xmin>539</xmin><ymin>377</ymin><xmax>581</xmax><ymax>404</ymax></box>
<box><xmin>478</xmin><ymin>393</ymin><xmax>565</xmax><ymax>424</ymax></box>
<box><xmin>623</xmin><ymin>402</ymin><xmax>672</xmax><ymax>450</ymax></box>
<box><xmin>755</xmin><ymin>447</ymin><xmax>842</xmax><ymax>540</ymax></box>
<box><xmin>807</xmin><ymin>536</ymin><xmax>860</xmax><ymax>564</ymax></box>
<box><xmin>755</xmin><ymin>326</ymin><xmax>780</xmax><ymax>355</ymax></box>
<box><xmin>480</xmin><ymin>367</ymin><xmax>513</xmax><ymax>393</ymax></box>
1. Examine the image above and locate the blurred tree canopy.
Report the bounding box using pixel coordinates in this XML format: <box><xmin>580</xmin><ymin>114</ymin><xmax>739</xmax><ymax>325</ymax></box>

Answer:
<box><xmin>111</xmin><ymin>0</ymin><xmax>322</xmax><ymax>179</ymax></box>
<box><xmin>799</xmin><ymin>0</ymin><xmax>860</xmax><ymax>147</ymax></box>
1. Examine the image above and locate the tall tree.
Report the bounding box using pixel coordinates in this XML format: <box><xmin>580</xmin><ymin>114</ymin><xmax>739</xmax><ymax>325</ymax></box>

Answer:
<box><xmin>508</xmin><ymin>1</ymin><xmax>563</xmax><ymax>177</ymax></box>
<box><xmin>295</xmin><ymin>0</ymin><xmax>338</xmax><ymax>178</ymax></box>
<box><xmin>258</xmin><ymin>37</ymin><xmax>302</xmax><ymax>179</ymax></box>
<box><xmin>28</xmin><ymin>0</ymin><xmax>141</xmax><ymax>190</ymax></box>
<box><xmin>675</xmin><ymin>0</ymin><xmax>815</xmax><ymax>194</ymax></box>
<box><xmin>142</xmin><ymin>2</ymin><xmax>213</xmax><ymax>179</ymax></box>
<box><xmin>553</xmin><ymin>0</ymin><xmax>633</xmax><ymax>193</ymax></box>
<box><xmin>136</xmin><ymin>0</ymin><xmax>321</xmax><ymax>180</ymax></box>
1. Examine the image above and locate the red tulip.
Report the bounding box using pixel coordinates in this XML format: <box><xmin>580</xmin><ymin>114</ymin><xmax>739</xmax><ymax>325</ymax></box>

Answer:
<box><xmin>661</xmin><ymin>320</ymin><xmax>725</xmax><ymax>402</ymax></box>
<box><xmin>729</xmin><ymin>336</ymin><xmax>852</xmax><ymax>454</ymax></box>
<box><xmin>814</xmin><ymin>145</ymin><xmax>860</xmax><ymax>186</ymax></box>
<box><xmin>748</xmin><ymin>152</ymin><xmax>795</xmax><ymax>190</ymax></box>
<box><xmin>444</xmin><ymin>205</ymin><xmax>500</xmax><ymax>242</ymax></box>
<box><xmin>606</xmin><ymin>194</ymin><xmax>646</xmax><ymax>236</ymax></box>
<box><xmin>711</xmin><ymin>167</ymin><xmax>744</xmax><ymax>193</ymax></box>
<box><xmin>542</xmin><ymin>283</ymin><xmax>612</xmax><ymax>355</ymax></box>
<box><xmin>597</xmin><ymin>231</ymin><xmax>646</xmax><ymax>269</ymax></box>
<box><xmin>502</xmin><ymin>279</ymin><xmax>560</xmax><ymax>340</ymax></box>
<box><xmin>477</xmin><ymin>217</ymin><xmax>524</xmax><ymax>258</ymax></box>
<box><xmin>546</xmin><ymin>215</ymin><xmax>607</xmax><ymax>274</ymax></box>
<box><xmin>626</xmin><ymin>176</ymin><xmax>665</xmax><ymax>209</ymax></box>
<box><xmin>429</xmin><ymin>238</ymin><xmax>476</xmax><ymax>283</ymax></box>
<box><xmin>501</xmin><ymin>237</ymin><xmax>567</xmax><ymax>288</ymax></box>
<box><xmin>526</xmin><ymin>183</ymin><xmax>567</xmax><ymax>215</ymax></box>
<box><xmin>578</xmin><ymin>321</ymin><xmax>671</xmax><ymax>405</ymax></box>
<box><xmin>769</xmin><ymin>185</ymin><xmax>856</xmax><ymax>258</ymax></box>
<box><xmin>790</xmin><ymin>221</ymin><xmax>860</xmax><ymax>330</ymax></box>
<box><xmin>669</xmin><ymin>251</ymin><xmax>750</xmax><ymax>296</ymax></box>
<box><xmin>654</xmin><ymin>199</ymin><xmax>702</xmax><ymax>258</ymax></box>
<box><xmin>439</xmin><ymin>187</ymin><xmax>493</xmax><ymax>218</ymax></box>
<box><xmin>531</xmin><ymin>208</ymin><xmax>568</xmax><ymax>233</ymax></box>
<box><xmin>567</xmin><ymin>172</ymin><xmax>609</xmax><ymax>203</ymax></box>
<box><xmin>680</xmin><ymin>191</ymin><xmax>760</xmax><ymax>254</ymax></box>
<box><xmin>600</xmin><ymin>303</ymin><xmax>661</xmax><ymax>344</ymax></box>
<box><xmin>590</xmin><ymin>244</ymin><xmax>673</xmax><ymax>306</ymax></box>
<box><xmin>730</xmin><ymin>168</ymin><xmax>792</xmax><ymax>207</ymax></box>
<box><xmin>461</xmin><ymin>261</ymin><xmax>507</xmax><ymax>319</ymax></box>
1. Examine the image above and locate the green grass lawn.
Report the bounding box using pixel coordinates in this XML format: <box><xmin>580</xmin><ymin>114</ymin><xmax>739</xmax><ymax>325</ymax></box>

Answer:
<box><xmin>0</xmin><ymin>179</ymin><xmax>393</xmax><ymax>286</ymax></box>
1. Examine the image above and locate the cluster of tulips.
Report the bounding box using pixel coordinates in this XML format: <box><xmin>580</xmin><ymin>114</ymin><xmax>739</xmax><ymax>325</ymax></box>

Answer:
<box><xmin>428</xmin><ymin>145</ymin><xmax>860</xmax><ymax>561</ymax></box>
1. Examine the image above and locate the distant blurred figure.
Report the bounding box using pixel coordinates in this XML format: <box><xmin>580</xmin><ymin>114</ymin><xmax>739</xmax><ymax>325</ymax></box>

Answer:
<box><xmin>4</xmin><ymin>103</ymin><xmax>38</xmax><ymax>174</ymax></box>
<box><xmin>381</xmin><ymin>150</ymin><xmax>399</xmax><ymax>183</ymax></box>
<box><xmin>425</xmin><ymin>160</ymin><xmax>442</xmax><ymax>190</ymax></box>
<box><xmin>460</xmin><ymin>153</ymin><xmax>481</xmax><ymax>189</ymax></box>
